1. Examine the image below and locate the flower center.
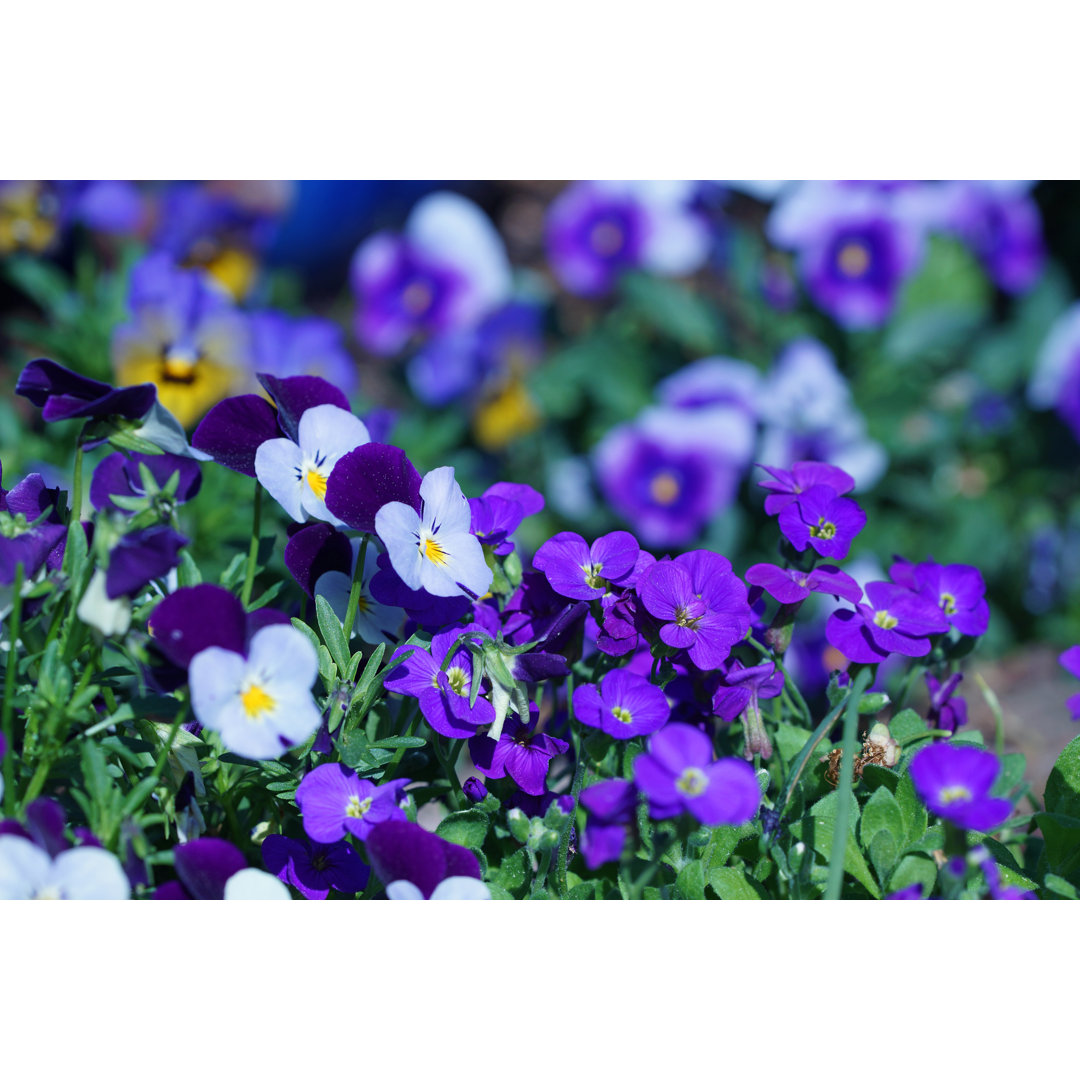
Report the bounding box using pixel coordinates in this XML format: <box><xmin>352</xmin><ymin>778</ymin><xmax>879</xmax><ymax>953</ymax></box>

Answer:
<box><xmin>421</xmin><ymin>535</ymin><xmax>449</xmax><ymax>566</ymax></box>
<box><xmin>306</xmin><ymin>469</ymin><xmax>328</xmax><ymax>500</ymax></box>
<box><xmin>345</xmin><ymin>795</ymin><xmax>373</xmax><ymax>819</ymax></box>
<box><xmin>590</xmin><ymin>220</ymin><xmax>624</xmax><ymax>257</ymax></box>
<box><xmin>676</xmin><ymin>766</ymin><xmax>709</xmax><ymax>796</ymax></box>
<box><xmin>611</xmin><ymin>705</ymin><xmax>633</xmax><ymax>725</ymax></box>
<box><xmin>402</xmin><ymin>280</ymin><xmax>434</xmax><ymax>316</ymax></box>
<box><xmin>446</xmin><ymin>665</ymin><xmax>469</xmax><ymax>696</ymax></box>
<box><xmin>310</xmin><ymin>852</ymin><xmax>330</xmax><ymax>872</ymax></box>
<box><xmin>161</xmin><ymin>349</ymin><xmax>199</xmax><ymax>384</ymax></box>
<box><xmin>837</xmin><ymin>240</ymin><xmax>871</xmax><ymax>278</ymax></box>
<box><xmin>811</xmin><ymin>518</ymin><xmax>837</xmax><ymax>540</ymax></box>
<box><xmin>649</xmin><ymin>471</ymin><xmax>681</xmax><ymax>506</ymax></box>
<box><xmin>938</xmin><ymin>784</ymin><xmax>972</xmax><ymax>805</ymax></box>
<box><xmin>872</xmin><ymin>609</ymin><xmax>898</xmax><ymax>630</ymax></box>
<box><xmin>940</xmin><ymin>591</ymin><xmax>957</xmax><ymax>616</ymax></box>
<box><xmin>674</xmin><ymin>605</ymin><xmax>701</xmax><ymax>630</ymax></box>
<box><xmin>582</xmin><ymin>561</ymin><xmax>607</xmax><ymax>590</ymax></box>
<box><xmin>240</xmin><ymin>682</ymin><xmax>276</xmax><ymax>719</ymax></box>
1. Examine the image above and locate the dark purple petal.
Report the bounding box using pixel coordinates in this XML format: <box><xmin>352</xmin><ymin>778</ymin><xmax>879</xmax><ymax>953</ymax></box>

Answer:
<box><xmin>25</xmin><ymin>798</ymin><xmax>69</xmax><ymax>858</ymax></box>
<box><xmin>173</xmin><ymin>838</ymin><xmax>248</xmax><ymax>900</ymax></box>
<box><xmin>16</xmin><ymin>358</ymin><xmax>156</xmax><ymax>423</ymax></box>
<box><xmin>257</xmin><ymin>373</ymin><xmax>350</xmax><ymax>443</ymax></box>
<box><xmin>283</xmin><ymin>522</ymin><xmax>352</xmax><ymax>596</ymax></box>
<box><xmin>364</xmin><ymin>819</ymin><xmax>480</xmax><ymax>898</ymax></box>
<box><xmin>325</xmin><ymin>443</ymin><xmax>422</xmax><ymax>532</ymax></box>
<box><xmin>148</xmin><ymin>584</ymin><xmax>247</xmax><ymax>667</ymax></box>
<box><xmin>105</xmin><ymin>526</ymin><xmax>187</xmax><ymax>598</ymax></box>
<box><xmin>191</xmin><ymin>394</ymin><xmax>281</xmax><ymax>477</ymax></box>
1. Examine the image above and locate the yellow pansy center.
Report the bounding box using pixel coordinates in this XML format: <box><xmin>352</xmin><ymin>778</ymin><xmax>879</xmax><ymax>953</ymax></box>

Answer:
<box><xmin>306</xmin><ymin>470</ymin><xmax>328</xmax><ymax>500</ymax></box>
<box><xmin>837</xmin><ymin>241</ymin><xmax>871</xmax><ymax>278</ymax></box>
<box><xmin>241</xmin><ymin>682</ymin><xmax>276</xmax><ymax>719</ymax></box>
<box><xmin>649</xmin><ymin>471</ymin><xmax>681</xmax><ymax>506</ymax></box>
<box><xmin>161</xmin><ymin>350</ymin><xmax>198</xmax><ymax>384</ymax></box>
<box><xmin>873</xmin><ymin>610</ymin><xmax>898</xmax><ymax>630</ymax></box>
<box><xmin>676</xmin><ymin>766</ymin><xmax>709</xmax><ymax>797</ymax></box>
<box><xmin>421</xmin><ymin>535</ymin><xmax>449</xmax><ymax>566</ymax></box>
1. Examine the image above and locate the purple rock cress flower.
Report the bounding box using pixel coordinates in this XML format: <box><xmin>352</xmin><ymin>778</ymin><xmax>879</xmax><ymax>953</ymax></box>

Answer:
<box><xmin>532</xmin><ymin>530</ymin><xmax>640</xmax><ymax>602</ymax></box>
<box><xmin>351</xmin><ymin>192</ymin><xmax>511</xmax><ymax>356</ymax></box>
<box><xmin>1059</xmin><ymin>645</ymin><xmax>1080</xmax><ymax>722</ymax></box>
<box><xmin>579</xmin><ymin>778</ymin><xmax>637</xmax><ymax>869</ymax></box>
<box><xmin>468</xmin><ymin>713</ymin><xmax>569</xmax><ymax>797</ymax></box>
<box><xmin>189</xmin><ymin>623</ymin><xmax>323</xmax><ymax>759</ymax></box>
<box><xmin>925</xmin><ymin>672</ymin><xmax>969</xmax><ymax>734</ymax></box>
<box><xmin>632</xmin><ymin>724</ymin><xmax>761</xmax><ymax>826</ymax></box>
<box><xmin>908</xmin><ymin>742</ymin><xmax>1012</xmax><ymax>832</ymax></box>
<box><xmin>778</xmin><ymin>486</ymin><xmax>867</xmax><ymax>561</ymax></box>
<box><xmin>711</xmin><ymin>659</ymin><xmax>786</xmax><ymax>760</ymax></box>
<box><xmin>826</xmin><ymin>581</ymin><xmax>950</xmax><ymax>663</ymax></box>
<box><xmin>295</xmin><ymin>764</ymin><xmax>411</xmax><ymax>844</ymax></box>
<box><xmin>469</xmin><ymin>481</ymin><xmax>544</xmax><ymax>556</ymax></box>
<box><xmin>375</xmin><ymin>465</ymin><xmax>492</xmax><ymax>599</ymax></box>
<box><xmin>255</xmin><ymin>403</ymin><xmax>371</xmax><ymax>525</ymax></box>
<box><xmin>364</xmin><ymin>819</ymin><xmax>482</xmax><ymax>898</ymax></box>
<box><xmin>638</xmin><ymin>550</ymin><xmax>752</xmax><ymax>672</ymax></box>
<box><xmin>745</xmin><ymin>563</ymin><xmax>863</xmax><ymax>606</ymax></box>
<box><xmin>261</xmin><ymin>833</ymin><xmax>371</xmax><ymax>900</ymax></box>
<box><xmin>756</xmin><ymin>460</ymin><xmax>855</xmax><ymax>516</ymax></box>
<box><xmin>891</xmin><ymin>558</ymin><xmax>990</xmax><ymax>638</ymax></box>
<box><xmin>572</xmin><ymin>667</ymin><xmax>671</xmax><ymax>740</ymax></box>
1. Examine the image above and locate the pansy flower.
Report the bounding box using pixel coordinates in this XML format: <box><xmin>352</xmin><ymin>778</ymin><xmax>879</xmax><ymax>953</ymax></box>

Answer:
<box><xmin>90</xmin><ymin>451</ymin><xmax>202</xmax><ymax>515</ymax></box>
<box><xmin>756</xmin><ymin>460</ymin><xmax>855</xmax><ymax>516</ymax></box>
<box><xmin>532</xmin><ymin>529</ymin><xmax>640</xmax><ymax>602</ymax></box>
<box><xmin>16</xmin><ymin>357</ymin><xmax>157</xmax><ymax>425</ymax></box>
<box><xmin>908</xmin><ymin>742</ymin><xmax>1012</xmax><ymax>832</ymax></box>
<box><xmin>778</xmin><ymin>485</ymin><xmax>867</xmax><ymax>561</ymax></box>
<box><xmin>151</xmin><ymin>838</ymin><xmax>290</xmax><ymax>900</ymax></box>
<box><xmin>572</xmin><ymin>668</ymin><xmax>670</xmax><ymax>740</ymax></box>
<box><xmin>112</xmin><ymin>253</ymin><xmax>252</xmax><ymax>428</ymax></box>
<box><xmin>296</xmin><ymin>764</ymin><xmax>411</xmax><ymax>844</ymax></box>
<box><xmin>468</xmin><ymin>713</ymin><xmax>569</xmax><ymax>797</ymax></box>
<box><xmin>312</xmin><ymin>537</ymin><xmax>403</xmax><ymax>646</ymax></box>
<box><xmin>189</xmin><ymin>624</ymin><xmax>322</xmax><ymax>759</ymax></box>
<box><xmin>633</xmin><ymin>724</ymin><xmax>761</xmax><ymax>826</ymax></box>
<box><xmin>249</xmin><ymin>310</ymin><xmax>358</xmax><ymax>395</ymax></box>
<box><xmin>363</xmin><ymin>820</ymin><xmax>482</xmax><ymax>898</ymax></box>
<box><xmin>261</xmin><ymin>833</ymin><xmax>370</xmax><ymax>900</ymax></box>
<box><xmin>384</xmin><ymin>628</ymin><xmax>495</xmax><ymax>738</ymax></box>
<box><xmin>0</xmin><ymin>833</ymin><xmax>129</xmax><ymax>900</ymax></box>
<box><xmin>375</xmin><ymin>465</ymin><xmax>492</xmax><ymax>599</ymax></box>
<box><xmin>826</xmin><ymin>581</ymin><xmax>950</xmax><ymax>663</ymax></box>
<box><xmin>0</xmin><ymin>465</ymin><xmax>68</xmax><ymax>588</ymax></box>
<box><xmin>638</xmin><ymin>550</ymin><xmax>751</xmax><ymax>672</ymax></box>
<box><xmin>255</xmin><ymin>403</ymin><xmax>371</xmax><ymax>525</ymax></box>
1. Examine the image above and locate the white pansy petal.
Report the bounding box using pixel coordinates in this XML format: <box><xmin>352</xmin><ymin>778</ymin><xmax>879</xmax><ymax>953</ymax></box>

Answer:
<box><xmin>246</xmin><ymin>624</ymin><xmax>319</xmax><ymax>690</ymax></box>
<box><xmin>314</xmin><ymin>570</ymin><xmax>352</xmax><ymax>623</ymax></box>
<box><xmin>642</xmin><ymin>205</ymin><xmax>711</xmax><ymax>277</ymax></box>
<box><xmin>76</xmin><ymin>570</ymin><xmax>132</xmax><ymax>636</ymax></box>
<box><xmin>297</xmin><ymin>404</ymin><xmax>371</xmax><ymax>462</ymax></box>
<box><xmin>51</xmin><ymin>846</ymin><xmax>131</xmax><ymax>900</ymax></box>
<box><xmin>254</xmin><ymin>438</ymin><xmax>306</xmax><ymax>522</ymax></box>
<box><xmin>189</xmin><ymin>647</ymin><xmax>247</xmax><ymax>732</ymax></box>
<box><xmin>0</xmin><ymin>836</ymin><xmax>51</xmax><ymax>900</ymax></box>
<box><xmin>385</xmin><ymin>880</ymin><xmax>425</xmax><ymax>900</ymax></box>
<box><xmin>217</xmin><ymin>700</ymin><xmax>291</xmax><ymax>760</ymax></box>
<box><xmin>261</xmin><ymin>687</ymin><xmax>322</xmax><ymax>748</ymax></box>
<box><xmin>353</xmin><ymin>600</ymin><xmax>404</xmax><ymax>646</ymax></box>
<box><xmin>435</xmin><ymin>531</ymin><xmax>493</xmax><ymax>597</ymax></box>
<box><xmin>376</xmin><ymin>501</ymin><xmax>425</xmax><ymax>590</ymax></box>
<box><xmin>419</xmin><ymin>466</ymin><xmax>471</xmax><ymax>534</ymax></box>
<box><xmin>224</xmin><ymin>867</ymin><xmax>292</xmax><ymax>900</ymax></box>
<box><xmin>429</xmin><ymin>876</ymin><xmax>492</xmax><ymax>900</ymax></box>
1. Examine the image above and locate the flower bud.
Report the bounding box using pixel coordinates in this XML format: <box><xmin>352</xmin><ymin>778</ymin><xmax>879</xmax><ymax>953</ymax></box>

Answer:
<box><xmin>463</xmin><ymin>777</ymin><xmax>488</xmax><ymax>804</ymax></box>
<box><xmin>507</xmin><ymin>807</ymin><xmax>530</xmax><ymax>844</ymax></box>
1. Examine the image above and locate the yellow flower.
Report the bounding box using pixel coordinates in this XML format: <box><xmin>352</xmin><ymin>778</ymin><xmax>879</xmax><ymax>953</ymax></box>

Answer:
<box><xmin>0</xmin><ymin>182</ymin><xmax>60</xmax><ymax>256</ymax></box>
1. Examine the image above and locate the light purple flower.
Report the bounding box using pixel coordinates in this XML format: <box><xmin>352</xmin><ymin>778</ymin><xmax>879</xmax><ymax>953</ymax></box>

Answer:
<box><xmin>0</xmin><ymin>835</ymin><xmax>130</xmax><ymax>900</ymax></box>
<box><xmin>579</xmin><ymin>779</ymin><xmax>637</xmax><ymax>869</ymax></box>
<box><xmin>745</xmin><ymin>563</ymin><xmax>863</xmax><ymax>605</ymax></box>
<box><xmin>756</xmin><ymin>460</ymin><xmax>855</xmax><ymax>516</ymax></box>
<box><xmin>295</xmin><ymin>764</ymin><xmax>410</xmax><ymax>843</ymax></box>
<box><xmin>826</xmin><ymin>581</ymin><xmax>951</xmax><ymax>663</ymax></box>
<box><xmin>468</xmin><ymin>713</ymin><xmax>568</xmax><ymax>797</ymax></box>
<box><xmin>572</xmin><ymin>668</ymin><xmax>670</xmax><ymax>740</ymax></box>
<box><xmin>532</xmin><ymin>530</ymin><xmax>640</xmax><ymax>601</ymax></box>
<box><xmin>778</xmin><ymin>485</ymin><xmax>867</xmax><ymax>561</ymax></box>
<box><xmin>908</xmin><ymin>742</ymin><xmax>1012</xmax><ymax>832</ymax></box>
<box><xmin>249</xmin><ymin>311</ymin><xmax>358</xmax><ymax>395</ymax></box>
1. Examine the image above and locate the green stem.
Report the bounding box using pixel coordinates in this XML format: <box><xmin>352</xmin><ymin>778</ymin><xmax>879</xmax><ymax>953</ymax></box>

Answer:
<box><xmin>146</xmin><ymin>704</ymin><xmax>189</xmax><ymax>790</ymax></box>
<box><xmin>825</xmin><ymin>667</ymin><xmax>872</xmax><ymax>900</ymax></box>
<box><xmin>241</xmin><ymin>481</ymin><xmax>262</xmax><ymax>609</ymax></box>
<box><xmin>60</xmin><ymin>428</ymin><xmax>86</xmax><ymax>578</ymax></box>
<box><xmin>2</xmin><ymin>562</ymin><xmax>25</xmax><ymax>816</ymax></box>
<box><xmin>744</xmin><ymin>633</ymin><xmax>811</xmax><ymax>725</ymax></box>
<box><xmin>342</xmin><ymin>534</ymin><xmax>370</xmax><ymax>642</ymax></box>
<box><xmin>774</xmin><ymin>697</ymin><xmax>848</xmax><ymax>819</ymax></box>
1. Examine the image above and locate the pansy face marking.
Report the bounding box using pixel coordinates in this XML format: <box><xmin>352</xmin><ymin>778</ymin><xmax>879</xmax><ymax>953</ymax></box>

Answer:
<box><xmin>837</xmin><ymin>240</ymin><xmax>871</xmax><ymax>278</ymax></box>
<box><xmin>240</xmin><ymin>681</ymin><xmax>275</xmax><ymax>720</ymax></box>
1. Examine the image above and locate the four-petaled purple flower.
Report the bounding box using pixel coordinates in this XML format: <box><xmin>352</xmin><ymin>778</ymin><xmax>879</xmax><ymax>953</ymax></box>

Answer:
<box><xmin>908</xmin><ymin>742</ymin><xmax>1012</xmax><ymax>832</ymax></box>
<box><xmin>778</xmin><ymin>485</ymin><xmax>866</xmax><ymax>561</ymax></box>
<box><xmin>572</xmin><ymin>667</ymin><xmax>670</xmax><ymax>740</ymax></box>
<box><xmin>295</xmin><ymin>763</ymin><xmax>411</xmax><ymax>844</ymax></box>
<box><xmin>261</xmin><ymin>833</ymin><xmax>370</xmax><ymax>900</ymax></box>
<box><xmin>468</xmin><ymin>713</ymin><xmax>569</xmax><ymax>797</ymax></box>
<box><xmin>891</xmin><ymin>558</ymin><xmax>989</xmax><ymax>638</ymax></box>
<box><xmin>757</xmin><ymin>461</ymin><xmax>855</xmax><ymax>516</ymax></box>
<box><xmin>579</xmin><ymin>779</ymin><xmax>637</xmax><ymax>869</ymax></box>
<box><xmin>826</xmin><ymin>581</ymin><xmax>950</xmax><ymax>663</ymax></box>
<box><xmin>532</xmin><ymin>530</ymin><xmax>640</xmax><ymax>601</ymax></box>
<box><xmin>745</xmin><ymin>563</ymin><xmax>863</xmax><ymax>605</ymax></box>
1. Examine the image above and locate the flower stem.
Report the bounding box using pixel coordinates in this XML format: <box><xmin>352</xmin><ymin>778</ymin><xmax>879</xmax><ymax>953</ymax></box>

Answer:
<box><xmin>342</xmin><ymin>535</ymin><xmax>370</xmax><ymax>642</ymax></box>
<box><xmin>2</xmin><ymin>562</ymin><xmax>25</xmax><ymax>817</ymax></box>
<box><xmin>241</xmin><ymin>481</ymin><xmax>262</xmax><ymax>609</ymax></box>
<box><xmin>825</xmin><ymin>666</ymin><xmax>872</xmax><ymax>900</ymax></box>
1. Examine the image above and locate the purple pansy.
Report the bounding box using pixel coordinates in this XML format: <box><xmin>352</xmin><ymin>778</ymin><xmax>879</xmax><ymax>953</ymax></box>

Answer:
<box><xmin>152</xmin><ymin>838</ymin><xmax>248</xmax><ymax>900</ymax></box>
<box><xmin>261</xmin><ymin>833</ymin><xmax>370</xmax><ymax>900</ymax></box>
<box><xmin>351</xmin><ymin>192</ymin><xmax>511</xmax><ymax>356</ymax></box>
<box><xmin>778</xmin><ymin>485</ymin><xmax>867</xmax><ymax>561</ymax></box>
<box><xmin>572</xmin><ymin>667</ymin><xmax>670</xmax><ymax>740</ymax></box>
<box><xmin>532</xmin><ymin>530</ymin><xmax>640</xmax><ymax>602</ymax></box>
<box><xmin>384</xmin><ymin>629</ymin><xmax>495</xmax><ymax>738</ymax></box>
<box><xmin>103</xmin><ymin>525</ymin><xmax>188</xmax><ymax>599</ymax></box>
<box><xmin>16</xmin><ymin>357</ymin><xmax>157</xmax><ymax>424</ymax></box>
<box><xmin>826</xmin><ymin>581</ymin><xmax>950</xmax><ymax>663</ymax></box>
<box><xmin>249</xmin><ymin>311</ymin><xmax>358</xmax><ymax>395</ymax></box>
<box><xmin>468</xmin><ymin>713</ymin><xmax>569</xmax><ymax>797</ymax></box>
<box><xmin>745</xmin><ymin>563</ymin><xmax>863</xmax><ymax>606</ymax></box>
<box><xmin>324</xmin><ymin>442</ymin><xmax>423</xmax><ymax>534</ymax></box>
<box><xmin>638</xmin><ymin>551</ymin><xmax>752</xmax><ymax>672</ymax></box>
<box><xmin>369</xmin><ymin>550</ymin><xmax>471</xmax><ymax>630</ymax></box>
<box><xmin>632</xmin><ymin>724</ymin><xmax>761</xmax><ymax>826</ymax></box>
<box><xmin>295</xmin><ymin>764</ymin><xmax>411</xmax><ymax>844</ymax></box>
<box><xmin>363</xmin><ymin>820</ymin><xmax>482</xmax><ymax>898</ymax></box>
<box><xmin>579</xmin><ymin>779</ymin><xmax>637</xmax><ymax>869</ymax></box>
<box><xmin>908</xmin><ymin>742</ymin><xmax>1012</xmax><ymax>832</ymax></box>
<box><xmin>757</xmin><ymin>460</ymin><xmax>855</xmax><ymax>516</ymax></box>
<box><xmin>90</xmin><ymin>451</ymin><xmax>202</xmax><ymax>514</ymax></box>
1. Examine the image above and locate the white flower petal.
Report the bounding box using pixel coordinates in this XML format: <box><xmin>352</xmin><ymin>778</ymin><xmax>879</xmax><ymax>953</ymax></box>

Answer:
<box><xmin>254</xmin><ymin>438</ymin><xmax>306</xmax><ymax>522</ymax></box>
<box><xmin>246</xmin><ymin>624</ymin><xmax>319</xmax><ymax>690</ymax></box>
<box><xmin>189</xmin><ymin>647</ymin><xmax>248</xmax><ymax>732</ymax></box>
<box><xmin>385</xmin><ymin>880</ymin><xmax>425</xmax><ymax>900</ymax></box>
<box><xmin>0</xmin><ymin>836</ymin><xmax>51</xmax><ymax>900</ymax></box>
<box><xmin>376</xmin><ymin>501</ymin><xmax>425</xmax><ymax>591</ymax></box>
<box><xmin>224</xmin><ymin>867</ymin><xmax>292</xmax><ymax>900</ymax></box>
<box><xmin>419</xmin><ymin>466</ymin><xmax>471</xmax><ymax>535</ymax></box>
<box><xmin>429</xmin><ymin>876</ymin><xmax>492</xmax><ymax>900</ymax></box>
<box><xmin>297</xmin><ymin>404</ymin><xmax>370</xmax><ymax>463</ymax></box>
<box><xmin>51</xmin><ymin>846</ymin><xmax>131</xmax><ymax>900</ymax></box>
<box><xmin>76</xmin><ymin>570</ymin><xmax>132</xmax><ymax>637</ymax></box>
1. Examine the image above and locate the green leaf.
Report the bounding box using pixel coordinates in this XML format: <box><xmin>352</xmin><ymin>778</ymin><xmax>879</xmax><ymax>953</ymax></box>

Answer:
<box><xmin>860</xmin><ymin>786</ymin><xmax>904</xmax><ymax>849</ymax></box>
<box><xmin>620</xmin><ymin>272</ymin><xmax>722</xmax><ymax>352</ymax></box>
<box><xmin>706</xmin><ymin>824</ymin><xmax>756</xmax><ymax>871</ymax></box>
<box><xmin>895</xmin><ymin>772</ymin><xmax>929</xmax><ymax>849</ymax></box>
<box><xmin>774</xmin><ymin>722</ymin><xmax>813</xmax><ymax>765</ymax></box>
<box><xmin>492</xmin><ymin>848</ymin><xmax>528</xmax><ymax>895</ymax></box>
<box><xmin>991</xmin><ymin>753</ymin><xmax>1026</xmax><ymax>799</ymax></box>
<box><xmin>708</xmin><ymin>866</ymin><xmax>764</xmax><ymax>900</ymax></box>
<box><xmin>315</xmin><ymin>594</ymin><xmax>351</xmax><ymax>675</ymax></box>
<box><xmin>568</xmin><ymin>880</ymin><xmax>601</xmax><ymax>900</ymax></box>
<box><xmin>369</xmin><ymin>735</ymin><xmax>427</xmax><ymax>750</ymax></box>
<box><xmin>790</xmin><ymin>791</ymin><xmax>881</xmax><ymax>898</ymax></box>
<box><xmin>1044</xmin><ymin>873</ymin><xmax>1079</xmax><ymax>900</ymax></box>
<box><xmin>1045</xmin><ymin>733</ymin><xmax>1080</xmax><ymax>818</ymax></box>
<box><xmin>869</xmin><ymin>830</ymin><xmax>899</xmax><ymax>887</ymax></box>
<box><xmin>435</xmin><ymin>810</ymin><xmax>489</xmax><ymax>852</ymax></box>
<box><xmin>887</xmin><ymin>854</ymin><xmax>938</xmax><ymax>898</ymax></box>
<box><xmin>177</xmin><ymin>549</ymin><xmax>203</xmax><ymax>588</ymax></box>
<box><xmin>1035</xmin><ymin>812</ymin><xmax>1080</xmax><ymax>883</ymax></box>
<box><xmin>889</xmin><ymin>709</ymin><xmax>928</xmax><ymax>744</ymax></box>
<box><xmin>858</xmin><ymin>693</ymin><xmax>891</xmax><ymax>715</ymax></box>
<box><xmin>674</xmin><ymin>861</ymin><xmax>706</xmax><ymax>900</ymax></box>
<box><xmin>290</xmin><ymin>618</ymin><xmax>322</xmax><ymax>655</ymax></box>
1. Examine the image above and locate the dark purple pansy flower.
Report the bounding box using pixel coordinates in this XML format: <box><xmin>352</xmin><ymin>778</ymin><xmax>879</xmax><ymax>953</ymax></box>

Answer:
<box><xmin>153</xmin><ymin>838</ymin><xmax>248</xmax><ymax>900</ymax></box>
<box><xmin>756</xmin><ymin>460</ymin><xmax>855</xmax><ymax>516</ymax></box>
<box><xmin>369</xmin><ymin>551</ymin><xmax>470</xmax><ymax>630</ymax></box>
<box><xmin>105</xmin><ymin>525</ymin><xmax>187</xmax><ymax>599</ymax></box>
<box><xmin>295</xmin><ymin>763</ymin><xmax>410</xmax><ymax>844</ymax></box>
<box><xmin>501</xmin><ymin>571</ymin><xmax>587</xmax><ymax>657</ymax></box>
<box><xmin>469</xmin><ymin>481</ymin><xmax>544</xmax><ymax>555</ymax></box>
<box><xmin>925</xmin><ymin>672</ymin><xmax>968</xmax><ymax>734</ymax></box>
<box><xmin>469</xmin><ymin>713</ymin><xmax>569</xmax><ymax>797</ymax></box>
<box><xmin>323</xmin><ymin>443</ymin><xmax>422</xmax><ymax>534</ymax></box>
<box><xmin>90</xmin><ymin>451</ymin><xmax>202</xmax><ymax>514</ymax></box>
<box><xmin>633</xmin><ymin>723</ymin><xmax>761</xmax><ymax>826</ymax></box>
<box><xmin>384</xmin><ymin>629</ymin><xmax>495</xmax><ymax>738</ymax></box>
<box><xmin>0</xmin><ymin>518</ymin><xmax>68</xmax><ymax>586</ymax></box>
<box><xmin>364</xmin><ymin>820</ymin><xmax>482</xmax><ymax>898</ymax></box>
<box><xmin>826</xmin><ymin>581</ymin><xmax>950</xmax><ymax>663</ymax></box>
<box><xmin>15</xmin><ymin>358</ymin><xmax>157</xmax><ymax>424</ymax></box>
<box><xmin>261</xmin><ymin>833</ymin><xmax>370</xmax><ymax>901</ymax></box>
<box><xmin>282</xmin><ymin>521</ymin><xmax>353</xmax><ymax>596</ymax></box>
<box><xmin>572</xmin><ymin>667</ymin><xmax>670</xmax><ymax>740</ymax></box>
<box><xmin>1060</xmin><ymin>645</ymin><xmax>1080</xmax><ymax>721</ymax></box>
<box><xmin>778</xmin><ymin>485</ymin><xmax>866</xmax><ymax>561</ymax></box>
<box><xmin>191</xmin><ymin>373</ymin><xmax>349</xmax><ymax>476</ymax></box>
<box><xmin>532</xmin><ymin>530</ymin><xmax>640</xmax><ymax>602</ymax></box>
<box><xmin>745</xmin><ymin>563</ymin><xmax>863</xmax><ymax>605</ymax></box>
<box><xmin>908</xmin><ymin>742</ymin><xmax>1012</xmax><ymax>832</ymax></box>
<box><xmin>638</xmin><ymin>550</ymin><xmax>751</xmax><ymax>672</ymax></box>
<box><xmin>891</xmin><ymin>559</ymin><xmax>989</xmax><ymax>638</ymax></box>
<box><xmin>579</xmin><ymin>779</ymin><xmax>637</xmax><ymax>869</ymax></box>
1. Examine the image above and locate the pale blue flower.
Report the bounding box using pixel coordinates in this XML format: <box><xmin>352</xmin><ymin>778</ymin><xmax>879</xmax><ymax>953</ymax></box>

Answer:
<box><xmin>0</xmin><ymin>835</ymin><xmax>130</xmax><ymax>900</ymax></box>
<box><xmin>385</xmin><ymin>876</ymin><xmax>491</xmax><ymax>900</ymax></box>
